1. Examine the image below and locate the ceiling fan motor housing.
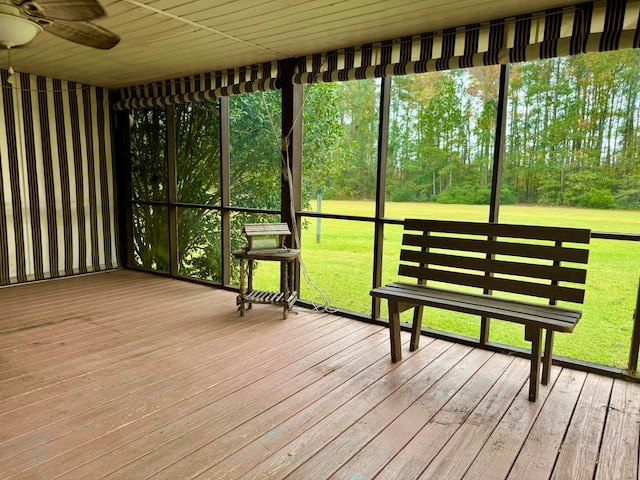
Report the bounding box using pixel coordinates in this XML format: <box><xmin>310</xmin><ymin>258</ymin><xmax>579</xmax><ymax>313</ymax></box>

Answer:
<box><xmin>0</xmin><ymin>3</ymin><xmax>43</xmax><ymax>48</ymax></box>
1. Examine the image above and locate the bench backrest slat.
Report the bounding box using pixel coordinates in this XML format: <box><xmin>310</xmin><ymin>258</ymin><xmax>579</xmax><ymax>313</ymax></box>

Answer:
<box><xmin>402</xmin><ymin>234</ymin><xmax>590</xmax><ymax>264</ymax></box>
<box><xmin>400</xmin><ymin>250</ymin><xmax>587</xmax><ymax>284</ymax></box>
<box><xmin>404</xmin><ymin>219</ymin><xmax>591</xmax><ymax>244</ymax></box>
<box><xmin>399</xmin><ymin>219</ymin><xmax>591</xmax><ymax>305</ymax></box>
<box><xmin>399</xmin><ymin>264</ymin><xmax>586</xmax><ymax>303</ymax></box>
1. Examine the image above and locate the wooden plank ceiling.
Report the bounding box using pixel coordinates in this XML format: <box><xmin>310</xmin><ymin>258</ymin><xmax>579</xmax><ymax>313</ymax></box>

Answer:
<box><xmin>5</xmin><ymin>0</ymin><xmax>584</xmax><ymax>89</ymax></box>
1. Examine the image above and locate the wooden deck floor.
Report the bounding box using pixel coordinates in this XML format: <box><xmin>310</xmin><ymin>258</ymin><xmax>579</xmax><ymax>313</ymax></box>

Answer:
<box><xmin>1</xmin><ymin>269</ymin><xmax>639</xmax><ymax>480</ymax></box>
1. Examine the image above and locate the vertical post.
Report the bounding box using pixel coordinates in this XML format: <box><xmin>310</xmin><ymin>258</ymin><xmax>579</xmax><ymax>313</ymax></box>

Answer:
<box><xmin>316</xmin><ymin>192</ymin><xmax>321</xmax><ymax>243</ymax></box>
<box><xmin>489</xmin><ymin>63</ymin><xmax>509</xmax><ymax>223</ymax></box>
<box><xmin>238</xmin><ymin>257</ymin><xmax>245</xmax><ymax>316</ymax></box>
<box><xmin>279</xmin><ymin>58</ymin><xmax>303</xmax><ymax>294</ymax></box>
<box><xmin>372</xmin><ymin>76</ymin><xmax>391</xmax><ymax>321</ymax></box>
<box><xmin>220</xmin><ymin>96</ymin><xmax>231</xmax><ymax>285</ymax></box>
<box><xmin>481</xmin><ymin>63</ymin><xmax>510</xmax><ymax>344</ymax></box>
<box><xmin>166</xmin><ymin>105</ymin><xmax>178</xmax><ymax>277</ymax></box>
<box><xmin>112</xmin><ymin>100</ymin><xmax>132</xmax><ymax>269</ymax></box>
<box><xmin>628</xmin><ymin>277</ymin><xmax>640</xmax><ymax>375</ymax></box>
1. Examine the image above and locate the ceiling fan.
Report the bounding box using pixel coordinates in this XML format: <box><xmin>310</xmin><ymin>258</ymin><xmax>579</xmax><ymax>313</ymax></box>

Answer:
<box><xmin>0</xmin><ymin>0</ymin><xmax>120</xmax><ymax>50</ymax></box>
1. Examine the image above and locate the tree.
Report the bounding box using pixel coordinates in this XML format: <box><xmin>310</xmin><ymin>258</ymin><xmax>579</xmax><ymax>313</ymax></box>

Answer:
<box><xmin>324</xmin><ymin>79</ymin><xmax>380</xmax><ymax>200</ymax></box>
<box><xmin>504</xmin><ymin>51</ymin><xmax>640</xmax><ymax>209</ymax></box>
<box><xmin>129</xmin><ymin>107</ymin><xmax>169</xmax><ymax>271</ymax></box>
<box><xmin>302</xmin><ymin>82</ymin><xmax>347</xmax><ymax>206</ymax></box>
<box><xmin>229</xmin><ymin>90</ymin><xmax>282</xmax><ymax>210</ymax></box>
<box><xmin>175</xmin><ymin>100</ymin><xmax>222</xmax><ymax>280</ymax></box>
<box><xmin>128</xmin><ymin>91</ymin><xmax>283</xmax><ymax>282</ymax></box>
<box><xmin>467</xmin><ymin>65</ymin><xmax>500</xmax><ymax>186</ymax></box>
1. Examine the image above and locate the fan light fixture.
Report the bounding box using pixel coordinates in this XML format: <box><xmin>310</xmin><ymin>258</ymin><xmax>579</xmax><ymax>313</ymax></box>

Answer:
<box><xmin>0</xmin><ymin>6</ymin><xmax>42</xmax><ymax>49</ymax></box>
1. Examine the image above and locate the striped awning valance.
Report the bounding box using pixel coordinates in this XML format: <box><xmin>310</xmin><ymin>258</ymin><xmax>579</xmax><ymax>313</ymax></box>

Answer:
<box><xmin>114</xmin><ymin>61</ymin><xmax>279</xmax><ymax>110</ymax></box>
<box><xmin>292</xmin><ymin>0</ymin><xmax>640</xmax><ymax>84</ymax></box>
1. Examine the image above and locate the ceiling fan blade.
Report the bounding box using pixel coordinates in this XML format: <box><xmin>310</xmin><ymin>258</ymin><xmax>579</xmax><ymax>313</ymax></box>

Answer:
<box><xmin>22</xmin><ymin>0</ymin><xmax>107</xmax><ymax>22</ymax></box>
<box><xmin>44</xmin><ymin>20</ymin><xmax>120</xmax><ymax>49</ymax></box>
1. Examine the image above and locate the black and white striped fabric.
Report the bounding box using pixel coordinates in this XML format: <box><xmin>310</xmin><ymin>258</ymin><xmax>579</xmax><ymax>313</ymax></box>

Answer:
<box><xmin>115</xmin><ymin>61</ymin><xmax>279</xmax><ymax>110</ymax></box>
<box><xmin>0</xmin><ymin>71</ymin><xmax>117</xmax><ymax>285</ymax></box>
<box><xmin>114</xmin><ymin>1</ymin><xmax>639</xmax><ymax>109</ymax></box>
<box><xmin>293</xmin><ymin>0</ymin><xmax>640</xmax><ymax>84</ymax></box>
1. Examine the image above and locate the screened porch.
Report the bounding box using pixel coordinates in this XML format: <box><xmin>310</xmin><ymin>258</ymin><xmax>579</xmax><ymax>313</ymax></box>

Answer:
<box><xmin>2</xmin><ymin>1</ymin><xmax>640</xmax><ymax>479</ymax></box>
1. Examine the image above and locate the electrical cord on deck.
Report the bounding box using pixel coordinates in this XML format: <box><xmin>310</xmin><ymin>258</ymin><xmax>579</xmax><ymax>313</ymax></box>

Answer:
<box><xmin>260</xmin><ymin>87</ymin><xmax>338</xmax><ymax>314</ymax></box>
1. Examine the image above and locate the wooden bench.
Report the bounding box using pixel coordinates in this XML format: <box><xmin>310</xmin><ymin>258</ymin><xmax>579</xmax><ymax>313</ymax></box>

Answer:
<box><xmin>371</xmin><ymin>219</ymin><xmax>591</xmax><ymax>401</ymax></box>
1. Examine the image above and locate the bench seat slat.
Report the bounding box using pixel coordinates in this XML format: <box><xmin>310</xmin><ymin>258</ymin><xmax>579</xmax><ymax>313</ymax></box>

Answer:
<box><xmin>371</xmin><ymin>283</ymin><xmax>581</xmax><ymax>332</ymax></box>
<box><xmin>400</xmin><ymin>250</ymin><xmax>588</xmax><ymax>284</ymax></box>
<box><xmin>403</xmin><ymin>234</ymin><xmax>590</xmax><ymax>264</ymax></box>
<box><xmin>398</xmin><ymin>264</ymin><xmax>586</xmax><ymax>304</ymax></box>
<box><xmin>404</xmin><ymin>219</ymin><xmax>591</xmax><ymax>244</ymax></box>
<box><xmin>381</xmin><ymin>282</ymin><xmax>583</xmax><ymax>321</ymax></box>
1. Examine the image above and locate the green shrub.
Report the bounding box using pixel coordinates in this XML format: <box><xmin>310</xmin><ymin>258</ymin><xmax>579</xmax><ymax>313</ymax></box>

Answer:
<box><xmin>389</xmin><ymin>183</ymin><xmax>419</xmax><ymax>202</ymax></box>
<box><xmin>499</xmin><ymin>185</ymin><xmax>518</xmax><ymax>205</ymax></box>
<box><xmin>436</xmin><ymin>186</ymin><xmax>476</xmax><ymax>204</ymax></box>
<box><xmin>436</xmin><ymin>184</ymin><xmax>517</xmax><ymax>205</ymax></box>
<box><xmin>614</xmin><ymin>188</ymin><xmax>640</xmax><ymax>209</ymax></box>
<box><xmin>578</xmin><ymin>189</ymin><xmax>615</xmax><ymax>209</ymax></box>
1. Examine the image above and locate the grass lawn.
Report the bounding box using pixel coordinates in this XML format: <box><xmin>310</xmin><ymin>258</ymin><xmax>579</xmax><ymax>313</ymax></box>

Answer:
<box><xmin>250</xmin><ymin>201</ymin><xmax>640</xmax><ymax>369</ymax></box>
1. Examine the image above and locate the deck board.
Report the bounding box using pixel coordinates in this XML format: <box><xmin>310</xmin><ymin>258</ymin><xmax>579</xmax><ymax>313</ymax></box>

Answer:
<box><xmin>1</xmin><ymin>315</ymin><xmax>355</xmax><ymax>474</ymax></box>
<box><xmin>1</xmin><ymin>269</ymin><xmax>639</xmax><ymax>480</ymax></box>
<box><xmin>410</xmin><ymin>357</ymin><xmax>530</xmax><ymax>480</ymax></box>
<box><xmin>506</xmin><ymin>368</ymin><xmax>587</xmax><ymax>480</ymax></box>
<box><xmin>595</xmin><ymin>379</ymin><xmax>640</xmax><ymax>480</ymax></box>
<box><xmin>218</xmin><ymin>341</ymin><xmax>465</xmax><ymax>480</ymax></box>
<box><xmin>95</xmin><ymin>326</ymin><xmax>390</xmax><ymax>479</ymax></box>
<box><xmin>270</xmin><ymin>345</ymin><xmax>489</xmax><ymax>480</ymax></box>
<box><xmin>355</xmin><ymin>350</ymin><xmax>506</xmax><ymax>480</ymax></box>
<box><xmin>551</xmin><ymin>374</ymin><xmax>614</xmax><ymax>480</ymax></box>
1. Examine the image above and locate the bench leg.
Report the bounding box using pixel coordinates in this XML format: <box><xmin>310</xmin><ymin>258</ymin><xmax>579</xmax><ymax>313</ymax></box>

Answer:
<box><xmin>528</xmin><ymin>325</ymin><xmax>542</xmax><ymax>402</ymax></box>
<box><xmin>410</xmin><ymin>305</ymin><xmax>424</xmax><ymax>351</ymax></box>
<box><xmin>238</xmin><ymin>258</ymin><xmax>246</xmax><ymax>316</ymax></box>
<box><xmin>542</xmin><ymin>329</ymin><xmax>554</xmax><ymax>385</ymax></box>
<box><xmin>388</xmin><ymin>300</ymin><xmax>402</xmax><ymax>363</ymax></box>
